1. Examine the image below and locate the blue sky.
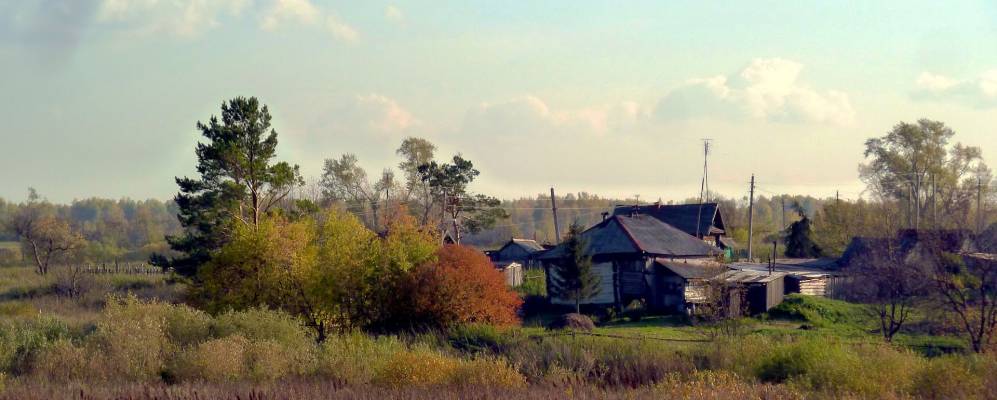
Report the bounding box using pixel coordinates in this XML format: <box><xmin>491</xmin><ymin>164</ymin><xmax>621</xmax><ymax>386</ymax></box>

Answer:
<box><xmin>1</xmin><ymin>0</ymin><xmax>996</xmax><ymax>203</ymax></box>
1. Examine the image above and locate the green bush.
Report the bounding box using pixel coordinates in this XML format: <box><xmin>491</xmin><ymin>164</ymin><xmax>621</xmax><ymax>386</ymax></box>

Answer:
<box><xmin>171</xmin><ymin>335</ymin><xmax>249</xmax><ymax>382</ymax></box>
<box><xmin>447</xmin><ymin>324</ymin><xmax>511</xmax><ymax>354</ymax></box>
<box><xmin>212</xmin><ymin>308</ymin><xmax>312</xmax><ymax>348</ymax></box>
<box><xmin>89</xmin><ymin>297</ymin><xmax>172</xmax><ymax>381</ymax></box>
<box><xmin>0</xmin><ymin>316</ymin><xmax>74</xmax><ymax>375</ymax></box>
<box><xmin>318</xmin><ymin>332</ymin><xmax>407</xmax><ymax>385</ymax></box>
<box><xmin>912</xmin><ymin>355</ymin><xmax>986</xmax><ymax>399</ymax></box>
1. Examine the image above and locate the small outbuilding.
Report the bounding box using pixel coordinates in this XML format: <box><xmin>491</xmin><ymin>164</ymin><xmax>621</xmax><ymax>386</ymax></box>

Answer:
<box><xmin>494</xmin><ymin>261</ymin><xmax>524</xmax><ymax>287</ymax></box>
<box><xmin>730</xmin><ymin>258</ymin><xmax>844</xmax><ymax>298</ymax></box>
<box><xmin>718</xmin><ymin>270</ymin><xmax>786</xmax><ymax>315</ymax></box>
<box><xmin>490</xmin><ymin>238</ymin><xmax>547</xmax><ymax>269</ymax></box>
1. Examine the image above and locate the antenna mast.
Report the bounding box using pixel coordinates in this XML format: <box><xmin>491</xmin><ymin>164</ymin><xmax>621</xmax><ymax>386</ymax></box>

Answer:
<box><xmin>695</xmin><ymin>139</ymin><xmax>712</xmax><ymax>239</ymax></box>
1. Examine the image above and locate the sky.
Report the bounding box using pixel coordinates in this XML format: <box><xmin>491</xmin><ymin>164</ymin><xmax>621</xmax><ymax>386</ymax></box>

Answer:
<box><xmin>1</xmin><ymin>0</ymin><xmax>996</xmax><ymax>204</ymax></box>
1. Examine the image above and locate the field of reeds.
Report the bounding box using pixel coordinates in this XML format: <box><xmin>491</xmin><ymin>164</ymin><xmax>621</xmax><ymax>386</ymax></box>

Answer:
<box><xmin>0</xmin><ymin>265</ymin><xmax>994</xmax><ymax>400</ymax></box>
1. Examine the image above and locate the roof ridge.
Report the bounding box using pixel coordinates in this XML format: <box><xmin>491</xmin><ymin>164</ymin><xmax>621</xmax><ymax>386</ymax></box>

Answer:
<box><xmin>611</xmin><ymin>215</ymin><xmax>646</xmax><ymax>253</ymax></box>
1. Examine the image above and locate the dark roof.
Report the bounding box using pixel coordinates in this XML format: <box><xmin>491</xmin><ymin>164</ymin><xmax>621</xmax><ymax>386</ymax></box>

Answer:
<box><xmin>538</xmin><ymin>215</ymin><xmax>719</xmax><ymax>259</ymax></box>
<box><xmin>654</xmin><ymin>259</ymin><xmax>723</xmax><ymax>279</ymax></box>
<box><xmin>508</xmin><ymin>238</ymin><xmax>545</xmax><ymax>252</ymax></box>
<box><xmin>612</xmin><ymin>203</ymin><xmax>724</xmax><ymax>238</ymax></box>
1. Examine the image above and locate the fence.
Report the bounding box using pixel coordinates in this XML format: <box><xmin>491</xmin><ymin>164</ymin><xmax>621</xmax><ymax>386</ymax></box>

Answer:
<box><xmin>66</xmin><ymin>262</ymin><xmax>169</xmax><ymax>275</ymax></box>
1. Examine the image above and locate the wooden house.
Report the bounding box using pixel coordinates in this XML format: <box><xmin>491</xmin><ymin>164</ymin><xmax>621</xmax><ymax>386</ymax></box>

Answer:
<box><xmin>489</xmin><ymin>238</ymin><xmax>546</xmax><ymax>269</ymax></box>
<box><xmin>612</xmin><ymin>202</ymin><xmax>736</xmax><ymax>259</ymax></box>
<box><xmin>537</xmin><ymin>213</ymin><xmax>721</xmax><ymax>311</ymax></box>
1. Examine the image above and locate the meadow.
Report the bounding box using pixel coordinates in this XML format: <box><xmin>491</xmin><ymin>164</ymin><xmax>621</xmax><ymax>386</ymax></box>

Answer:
<box><xmin>0</xmin><ymin>265</ymin><xmax>993</xmax><ymax>399</ymax></box>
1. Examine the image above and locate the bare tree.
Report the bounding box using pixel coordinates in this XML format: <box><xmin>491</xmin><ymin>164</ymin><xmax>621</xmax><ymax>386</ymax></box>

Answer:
<box><xmin>841</xmin><ymin>239</ymin><xmax>930</xmax><ymax>342</ymax></box>
<box><xmin>694</xmin><ymin>265</ymin><xmax>748</xmax><ymax>338</ymax></box>
<box><xmin>927</xmin><ymin>248</ymin><xmax>997</xmax><ymax>353</ymax></box>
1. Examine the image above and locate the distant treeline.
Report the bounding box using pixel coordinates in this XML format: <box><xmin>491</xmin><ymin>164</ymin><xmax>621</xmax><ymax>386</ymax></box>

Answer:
<box><xmin>462</xmin><ymin>192</ymin><xmax>828</xmax><ymax>251</ymax></box>
<box><xmin>0</xmin><ymin>196</ymin><xmax>181</xmax><ymax>264</ymax></box>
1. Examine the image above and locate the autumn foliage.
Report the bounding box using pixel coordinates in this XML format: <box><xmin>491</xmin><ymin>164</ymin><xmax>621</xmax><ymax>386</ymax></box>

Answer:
<box><xmin>405</xmin><ymin>245</ymin><xmax>522</xmax><ymax>328</ymax></box>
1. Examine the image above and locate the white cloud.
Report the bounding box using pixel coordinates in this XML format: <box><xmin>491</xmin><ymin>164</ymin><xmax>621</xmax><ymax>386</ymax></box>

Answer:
<box><xmin>915</xmin><ymin>70</ymin><xmax>997</xmax><ymax>107</ymax></box>
<box><xmin>385</xmin><ymin>5</ymin><xmax>403</xmax><ymax>22</ymax></box>
<box><xmin>655</xmin><ymin>58</ymin><xmax>855</xmax><ymax>126</ymax></box>
<box><xmin>916</xmin><ymin>72</ymin><xmax>959</xmax><ymax>91</ymax></box>
<box><xmin>325</xmin><ymin>14</ymin><xmax>358</xmax><ymax>41</ymax></box>
<box><xmin>260</xmin><ymin>0</ymin><xmax>319</xmax><ymax>31</ymax></box>
<box><xmin>353</xmin><ymin>94</ymin><xmax>418</xmax><ymax>133</ymax></box>
<box><xmin>259</xmin><ymin>0</ymin><xmax>357</xmax><ymax>41</ymax></box>
<box><xmin>462</xmin><ymin>96</ymin><xmax>646</xmax><ymax>138</ymax></box>
<box><xmin>97</xmin><ymin>0</ymin><xmax>248</xmax><ymax>37</ymax></box>
<box><xmin>90</xmin><ymin>0</ymin><xmax>356</xmax><ymax>40</ymax></box>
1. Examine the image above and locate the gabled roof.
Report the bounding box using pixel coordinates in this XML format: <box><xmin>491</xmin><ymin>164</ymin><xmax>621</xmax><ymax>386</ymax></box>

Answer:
<box><xmin>612</xmin><ymin>203</ymin><xmax>725</xmax><ymax>238</ymax></box>
<box><xmin>655</xmin><ymin>259</ymin><xmax>724</xmax><ymax>279</ymax></box>
<box><xmin>507</xmin><ymin>238</ymin><xmax>545</xmax><ymax>253</ymax></box>
<box><xmin>538</xmin><ymin>214</ymin><xmax>719</xmax><ymax>259</ymax></box>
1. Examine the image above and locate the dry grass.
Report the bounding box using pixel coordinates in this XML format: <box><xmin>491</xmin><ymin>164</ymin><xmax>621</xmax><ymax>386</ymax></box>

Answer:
<box><xmin>0</xmin><ymin>380</ymin><xmax>801</xmax><ymax>400</ymax></box>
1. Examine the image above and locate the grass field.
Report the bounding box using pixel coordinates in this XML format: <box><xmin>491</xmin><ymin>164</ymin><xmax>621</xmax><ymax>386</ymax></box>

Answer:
<box><xmin>0</xmin><ymin>265</ymin><xmax>991</xmax><ymax>399</ymax></box>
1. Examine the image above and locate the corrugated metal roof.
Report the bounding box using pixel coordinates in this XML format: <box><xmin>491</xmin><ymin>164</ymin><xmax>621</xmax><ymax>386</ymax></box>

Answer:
<box><xmin>654</xmin><ymin>259</ymin><xmax>725</xmax><ymax>279</ymax></box>
<box><xmin>718</xmin><ymin>269</ymin><xmax>786</xmax><ymax>284</ymax></box>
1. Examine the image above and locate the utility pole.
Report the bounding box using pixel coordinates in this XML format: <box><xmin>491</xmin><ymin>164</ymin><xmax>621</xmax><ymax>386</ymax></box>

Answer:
<box><xmin>439</xmin><ymin>188</ymin><xmax>448</xmax><ymax>244</ymax></box>
<box><xmin>979</xmin><ymin>178</ymin><xmax>984</xmax><ymax>234</ymax></box>
<box><xmin>771</xmin><ymin>240</ymin><xmax>778</xmax><ymax>269</ymax></box>
<box><xmin>550</xmin><ymin>187</ymin><xmax>561</xmax><ymax>244</ymax></box>
<box><xmin>747</xmin><ymin>174</ymin><xmax>755</xmax><ymax>261</ymax></box>
<box><xmin>781</xmin><ymin>196</ymin><xmax>786</xmax><ymax>229</ymax></box>
<box><xmin>931</xmin><ymin>174</ymin><xmax>937</xmax><ymax>228</ymax></box>
<box><xmin>835</xmin><ymin>190</ymin><xmax>840</xmax><ymax>205</ymax></box>
<box><xmin>914</xmin><ymin>175</ymin><xmax>921</xmax><ymax>230</ymax></box>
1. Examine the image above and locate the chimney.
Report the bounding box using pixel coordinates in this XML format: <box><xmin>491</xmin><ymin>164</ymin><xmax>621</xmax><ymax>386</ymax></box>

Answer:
<box><xmin>630</xmin><ymin>204</ymin><xmax>639</xmax><ymax>217</ymax></box>
<box><xmin>601</xmin><ymin>212</ymin><xmax>609</xmax><ymax>221</ymax></box>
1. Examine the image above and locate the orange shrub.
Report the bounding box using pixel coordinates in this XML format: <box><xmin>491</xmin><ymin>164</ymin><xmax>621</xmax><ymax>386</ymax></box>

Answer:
<box><xmin>405</xmin><ymin>245</ymin><xmax>522</xmax><ymax>328</ymax></box>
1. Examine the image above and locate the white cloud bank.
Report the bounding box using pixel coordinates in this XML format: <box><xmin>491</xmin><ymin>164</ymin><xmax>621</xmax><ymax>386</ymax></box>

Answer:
<box><xmin>914</xmin><ymin>70</ymin><xmax>997</xmax><ymax>108</ymax></box>
<box><xmin>462</xmin><ymin>96</ymin><xmax>646</xmax><ymax>138</ymax></box>
<box><xmin>97</xmin><ymin>0</ymin><xmax>248</xmax><ymax>37</ymax></box>
<box><xmin>260</xmin><ymin>0</ymin><xmax>357</xmax><ymax>41</ymax></box>
<box><xmin>656</xmin><ymin>58</ymin><xmax>855</xmax><ymax>126</ymax></box>
<box><xmin>93</xmin><ymin>0</ymin><xmax>356</xmax><ymax>40</ymax></box>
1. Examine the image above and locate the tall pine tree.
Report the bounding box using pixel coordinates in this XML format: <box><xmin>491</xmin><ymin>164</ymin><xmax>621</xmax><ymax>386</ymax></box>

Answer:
<box><xmin>154</xmin><ymin>97</ymin><xmax>302</xmax><ymax>277</ymax></box>
<box><xmin>550</xmin><ymin>223</ymin><xmax>601</xmax><ymax>313</ymax></box>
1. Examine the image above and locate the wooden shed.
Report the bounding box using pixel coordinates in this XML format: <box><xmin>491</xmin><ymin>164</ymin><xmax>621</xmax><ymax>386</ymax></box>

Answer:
<box><xmin>730</xmin><ymin>258</ymin><xmax>844</xmax><ymax>299</ymax></box>
<box><xmin>489</xmin><ymin>238</ymin><xmax>546</xmax><ymax>269</ymax></box>
<box><xmin>718</xmin><ymin>270</ymin><xmax>786</xmax><ymax>315</ymax></box>
<box><xmin>494</xmin><ymin>261</ymin><xmax>524</xmax><ymax>287</ymax></box>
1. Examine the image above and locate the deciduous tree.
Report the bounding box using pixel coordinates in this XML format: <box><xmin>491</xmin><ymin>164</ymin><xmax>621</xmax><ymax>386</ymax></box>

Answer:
<box><xmin>403</xmin><ymin>245</ymin><xmax>522</xmax><ymax>329</ymax></box>
<box><xmin>7</xmin><ymin>190</ymin><xmax>83</xmax><ymax>275</ymax></box>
